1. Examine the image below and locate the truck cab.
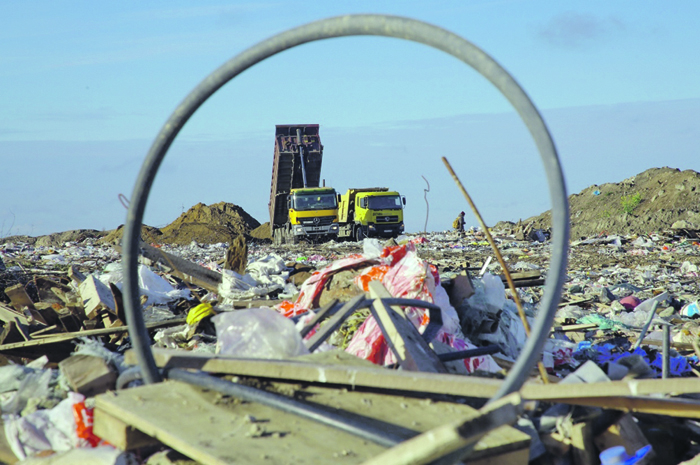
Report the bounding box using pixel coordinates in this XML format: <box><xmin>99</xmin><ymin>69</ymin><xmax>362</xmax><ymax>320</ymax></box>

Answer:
<box><xmin>287</xmin><ymin>187</ymin><xmax>339</xmax><ymax>242</ymax></box>
<box><xmin>337</xmin><ymin>188</ymin><xmax>406</xmax><ymax>240</ymax></box>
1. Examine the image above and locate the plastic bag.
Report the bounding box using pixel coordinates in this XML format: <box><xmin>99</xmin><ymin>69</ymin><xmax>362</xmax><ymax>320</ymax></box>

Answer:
<box><xmin>98</xmin><ymin>263</ymin><xmax>191</xmax><ymax>305</ymax></box>
<box><xmin>218</xmin><ymin>255</ymin><xmax>289</xmax><ymax>304</ymax></box>
<box><xmin>2</xmin><ymin>367</ymin><xmax>52</xmax><ymax>415</ymax></box>
<box><xmin>213</xmin><ymin>308</ymin><xmax>309</xmax><ymax>359</ymax></box>
<box><xmin>346</xmin><ymin>243</ymin><xmax>500</xmax><ymax>373</ymax></box>
<box><xmin>464</xmin><ymin>273</ymin><xmax>506</xmax><ymax>315</ymax></box>
<box><xmin>4</xmin><ymin>392</ymin><xmax>86</xmax><ymax>460</ymax></box>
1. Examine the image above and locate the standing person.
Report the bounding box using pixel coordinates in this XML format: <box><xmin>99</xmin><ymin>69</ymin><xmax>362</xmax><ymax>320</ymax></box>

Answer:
<box><xmin>453</xmin><ymin>211</ymin><xmax>465</xmax><ymax>233</ymax></box>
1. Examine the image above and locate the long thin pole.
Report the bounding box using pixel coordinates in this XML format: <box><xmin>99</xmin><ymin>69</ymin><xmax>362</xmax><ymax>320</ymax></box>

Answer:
<box><xmin>443</xmin><ymin>157</ymin><xmax>550</xmax><ymax>384</ymax></box>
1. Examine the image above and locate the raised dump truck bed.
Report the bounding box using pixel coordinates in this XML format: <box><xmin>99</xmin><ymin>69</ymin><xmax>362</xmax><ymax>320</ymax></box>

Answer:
<box><xmin>268</xmin><ymin>124</ymin><xmax>324</xmax><ymax>231</ymax></box>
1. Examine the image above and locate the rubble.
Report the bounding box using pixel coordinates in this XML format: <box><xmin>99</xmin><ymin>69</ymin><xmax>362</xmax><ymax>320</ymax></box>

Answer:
<box><xmin>2</xmin><ymin>177</ymin><xmax>700</xmax><ymax>464</ymax></box>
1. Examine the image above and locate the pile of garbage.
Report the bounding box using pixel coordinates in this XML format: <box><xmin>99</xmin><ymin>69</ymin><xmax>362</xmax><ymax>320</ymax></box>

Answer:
<box><xmin>1</xmin><ymin>225</ymin><xmax>700</xmax><ymax>464</ymax></box>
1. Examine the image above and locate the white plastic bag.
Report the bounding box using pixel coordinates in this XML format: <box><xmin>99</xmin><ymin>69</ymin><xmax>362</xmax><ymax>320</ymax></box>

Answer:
<box><xmin>465</xmin><ymin>272</ymin><xmax>506</xmax><ymax>315</ymax></box>
<box><xmin>98</xmin><ymin>263</ymin><xmax>190</xmax><ymax>305</ymax></box>
<box><xmin>4</xmin><ymin>392</ymin><xmax>84</xmax><ymax>460</ymax></box>
<box><xmin>212</xmin><ymin>308</ymin><xmax>309</xmax><ymax>359</ymax></box>
<box><xmin>217</xmin><ymin>255</ymin><xmax>288</xmax><ymax>303</ymax></box>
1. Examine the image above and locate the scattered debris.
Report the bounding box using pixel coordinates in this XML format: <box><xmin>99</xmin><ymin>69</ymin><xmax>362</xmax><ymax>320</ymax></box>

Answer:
<box><xmin>2</xmin><ymin>167</ymin><xmax>700</xmax><ymax>463</ymax></box>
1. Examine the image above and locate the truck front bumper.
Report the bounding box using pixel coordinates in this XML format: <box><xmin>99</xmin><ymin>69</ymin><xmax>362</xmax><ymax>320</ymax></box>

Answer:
<box><xmin>368</xmin><ymin>222</ymin><xmax>404</xmax><ymax>237</ymax></box>
<box><xmin>293</xmin><ymin>223</ymin><xmax>339</xmax><ymax>238</ymax></box>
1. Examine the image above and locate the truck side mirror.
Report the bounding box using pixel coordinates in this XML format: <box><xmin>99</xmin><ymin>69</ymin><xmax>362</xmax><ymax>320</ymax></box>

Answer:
<box><xmin>359</xmin><ymin>198</ymin><xmax>367</xmax><ymax>208</ymax></box>
<box><xmin>402</xmin><ymin>196</ymin><xmax>406</xmax><ymax>206</ymax></box>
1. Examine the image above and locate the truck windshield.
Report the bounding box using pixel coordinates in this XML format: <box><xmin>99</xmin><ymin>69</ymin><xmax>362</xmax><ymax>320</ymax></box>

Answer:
<box><xmin>367</xmin><ymin>195</ymin><xmax>402</xmax><ymax>210</ymax></box>
<box><xmin>293</xmin><ymin>193</ymin><xmax>338</xmax><ymax>211</ymax></box>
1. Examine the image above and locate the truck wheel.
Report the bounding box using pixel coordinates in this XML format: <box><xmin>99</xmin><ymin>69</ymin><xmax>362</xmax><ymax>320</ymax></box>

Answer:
<box><xmin>355</xmin><ymin>226</ymin><xmax>365</xmax><ymax>242</ymax></box>
<box><xmin>286</xmin><ymin>229</ymin><xmax>299</xmax><ymax>245</ymax></box>
<box><xmin>273</xmin><ymin>229</ymin><xmax>283</xmax><ymax>246</ymax></box>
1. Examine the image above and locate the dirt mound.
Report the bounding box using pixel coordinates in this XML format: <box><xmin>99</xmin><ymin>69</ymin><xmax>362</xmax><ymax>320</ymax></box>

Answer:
<box><xmin>18</xmin><ymin>202</ymin><xmax>262</xmax><ymax>248</ymax></box>
<box><xmin>516</xmin><ymin>167</ymin><xmax>700</xmax><ymax>239</ymax></box>
<box><xmin>99</xmin><ymin>225</ymin><xmax>164</xmax><ymax>246</ymax></box>
<box><xmin>156</xmin><ymin>202</ymin><xmax>260</xmax><ymax>245</ymax></box>
<box><xmin>250</xmin><ymin>222</ymin><xmax>272</xmax><ymax>241</ymax></box>
<box><xmin>2</xmin><ymin>230</ymin><xmax>110</xmax><ymax>247</ymax></box>
<box><xmin>34</xmin><ymin>229</ymin><xmax>110</xmax><ymax>247</ymax></box>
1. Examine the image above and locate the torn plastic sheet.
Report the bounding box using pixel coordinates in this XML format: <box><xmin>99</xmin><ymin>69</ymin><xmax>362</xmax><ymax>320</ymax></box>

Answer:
<box><xmin>277</xmin><ymin>241</ymin><xmax>500</xmax><ymax>373</ymax></box>
<box><xmin>3</xmin><ymin>392</ymin><xmax>87</xmax><ymax>460</ymax></box>
<box><xmin>463</xmin><ymin>273</ymin><xmax>576</xmax><ymax>368</ymax></box>
<box><xmin>347</xmin><ymin>243</ymin><xmax>500</xmax><ymax>373</ymax></box>
<box><xmin>213</xmin><ymin>307</ymin><xmax>309</xmax><ymax>359</ymax></box>
<box><xmin>2</xmin><ymin>368</ymin><xmax>53</xmax><ymax>416</ymax></box>
<box><xmin>217</xmin><ymin>255</ymin><xmax>289</xmax><ymax>303</ymax></box>
<box><xmin>97</xmin><ymin>263</ymin><xmax>191</xmax><ymax>305</ymax></box>
<box><xmin>72</xmin><ymin>337</ymin><xmax>126</xmax><ymax>374</ymax></box>
<box><xmin>280</xmin><ymin>253</ymin><xmax>376</xmax><ymax>317</ymax></box>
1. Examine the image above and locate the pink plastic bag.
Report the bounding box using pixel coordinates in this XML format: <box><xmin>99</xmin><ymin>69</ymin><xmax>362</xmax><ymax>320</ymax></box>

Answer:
<box><xmin>346</xmin><ymin>243</ymin><xmax>500</xmax><ymax>373</ymax></box>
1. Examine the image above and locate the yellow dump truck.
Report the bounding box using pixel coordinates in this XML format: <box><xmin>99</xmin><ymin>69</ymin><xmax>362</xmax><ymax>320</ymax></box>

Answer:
<box><xmin>282</xmin><ymin>186</ymin><xmax>339</xmax><ymax>244</ymax></box>
<box><xmin>337</xmin><ymin>188</ymin><xmax>406</xmax><ymax>241</ymax></box>
<box><xmin>269</xmin><ymin>125</ymin><xmax>339</xmax><ymax>245</ymax></box>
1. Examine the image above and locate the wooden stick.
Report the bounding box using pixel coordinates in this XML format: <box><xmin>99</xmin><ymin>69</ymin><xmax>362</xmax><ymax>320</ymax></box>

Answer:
<box><xmin>442</xmin><ymin>157</ymin><xmax>550</xmax><ymax>384</ymax></box>
<box><xmin>0</xmin><ymin>317</ymin><xmax>186</xmax><ymax>350</ymax></box>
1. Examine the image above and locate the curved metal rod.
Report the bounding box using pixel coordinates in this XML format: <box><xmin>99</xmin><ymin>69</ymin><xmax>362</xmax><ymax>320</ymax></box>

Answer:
<box><xmin>123</xmin><ymin>14</ymin><xmax>569</xmax><ymax>397</ymax></box>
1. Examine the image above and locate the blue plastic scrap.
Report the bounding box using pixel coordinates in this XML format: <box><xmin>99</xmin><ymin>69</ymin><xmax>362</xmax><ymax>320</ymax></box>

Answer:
<box><xmin>600</xmin><ymin>445</ymin><xmax>651</xmax><ymax>465</ymax></box>
<box><xmin>650</xmin><ymin>353</ymin><xmax>693</xmax><ymax>376</ymax></box>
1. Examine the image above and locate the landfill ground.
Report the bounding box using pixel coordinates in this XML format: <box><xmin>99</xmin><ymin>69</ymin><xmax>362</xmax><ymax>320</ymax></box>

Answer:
<box><xmin>1</xmin><ymin>166</ymin><xmax>700</xmax><ymax>465</ymax></box>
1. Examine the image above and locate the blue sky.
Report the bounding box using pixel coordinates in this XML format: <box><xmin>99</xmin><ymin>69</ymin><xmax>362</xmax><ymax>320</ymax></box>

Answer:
<box><xmin>1</xmin><ymin>1</ymin><xmax>699</xmax><ymax>237</ymax></box>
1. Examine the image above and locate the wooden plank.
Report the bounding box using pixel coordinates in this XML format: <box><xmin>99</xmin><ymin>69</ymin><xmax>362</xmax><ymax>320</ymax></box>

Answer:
<box><xmin>14</xmin><ymin>318</ymin><xmax>30</xmax><ymax>341</ymax></box>
<box><xmin>59</xmin><ymin>354</ymin><xmax>117</xmax><ymax>397</ymax></box>
<box><xmin>368</xmin><ymin>281</ymin><xmax>447</xmax><ymax>373</ymax></box>
<box><xmin>360</xmin><ymin>393</ymin><xmax>523</xmax><ymax>465</ymax></box>
<box><xmin>642</xmin><ymin>337</ymin><xmax>694</xmax><ymax>351</ymax></box>
<box><xmin>593</xmin><ymin>414</ymin><xmax>651</xmax><ymax>462</ymax></box>
<box><xmin>4</xmin><ymin>283</ymin><xmax>36</xmax><ymax>312</ymax></box>
<box><xmin>28</xmin><ymin>324</ymin><xmax>60</xmax><ymax>338</ymax></box>
<box><xmin>526</xmin><ymin>377</ymin><xmax>700</xmax><ymax>400</ymax></box>
<box><xmin>305</xmin><ymin>295</ymin><xmax>365</xmax><ymax>352</ymax></box>
<box><xmin>94</xmin><ymin>380</ymin><xmax>386</xmax><ymax>465</ymax></box>
<box><xmin>551</xmin><ymin>395</ymin><xmax>700</xmax><ymax>420</ymax></box>
<box><xmin>0</xmin><ymin>318</ymin><xmax>186</xmax><ymax>350</ymax></box>
<box><xmin>231</xmin><ymin>299</ymin><xmax>285</xmax><ymax>309</ymax></box>
<box><xmin>0</xmin><ymin>321</ymin><xmax>24</xmax><ymax>346</ymax></box>
<box><xmin>500</xmin><ymin>271</ymin><xmax>541</xmax><ymax>281</ymax></box>
<box><xmin>94</xmin><ymin>380</ymin><xmax>529</xmax><ymax>465</ymax></box>
<box><xmin>93</xmin><ymin>409</ymin><xmax>159</xmax><ymax>450</ymax></box>
<box><xmin>130</xmin><ymin>348</ymin><xmax>700</xmax><ymax>404</ymax></box>
<box><xmin>78</xmin><ymin>275</ymin><xmax>116</xmax><ymax>319</ymax></box>
<box><xmin>68</xmin><ymin>264</ymin><xmax>87</xmax><ymax>284</ymax></box>
<box><xmin>0</xmin><ymin>302</ymin><xmax>28</xmax><ymax>325</ymax></box>
<box><xmin>115</xmin><ymin>242</ymin><xmax>223</xmax><ymax>293</ymax></box>
<box><xmin>570</xmin><ymin>422</ymin><xmax>596</xmax><ymax>465</ymax></box>
<box><xmin>129</xmin><ymin>348</ymin><xmax>501</xmax><ymax>399</ymax></box>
